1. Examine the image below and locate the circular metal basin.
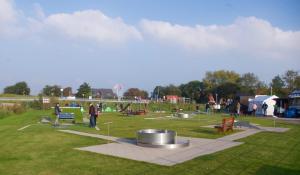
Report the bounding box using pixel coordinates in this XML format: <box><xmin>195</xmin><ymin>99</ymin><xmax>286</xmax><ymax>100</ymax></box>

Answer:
<box><xmin>136</xmin><ymin>129</ymin><xmax>189</xmax><ymax>149</ymax></box>
<box><xmin>178</xmin><ymin>113</ymin><xmax>189</xmax><ymax>118</ymax></box>
<box><xmin>137</xmin><ymin>129</ymin><xmax>175</xmax><ymax>145</ymax></box>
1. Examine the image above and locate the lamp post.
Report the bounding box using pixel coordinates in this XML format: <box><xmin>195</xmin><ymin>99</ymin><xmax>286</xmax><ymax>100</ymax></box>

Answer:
<box><xmin>83</xmin><ymin>94</ymin><xmax>85</xmax><ymax>100</ymax></box>
<box><xmin>60</xmin><ymin>88</ymin><xmax>63</xmax><ymax>99</ymax></box>
<box><xmin>270</xmin><ymin>86</ymin><xmax>273</xmax><ymax>96</ymax></box>
<box><xmin>157</xmin><ymin>87</ymin><xmax>160</xmax><ymax>102</ymax></box>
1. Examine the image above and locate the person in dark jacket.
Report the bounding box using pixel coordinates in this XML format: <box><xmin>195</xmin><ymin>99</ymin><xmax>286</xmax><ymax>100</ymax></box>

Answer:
<box><xmin>89</xmin><ymin>103</ymin><xmax>96</xmax><ymax>128</ymax></box>
<box><xmin>262</xmin><ymin>102</ymin><xmax>268</xmax><ymax>116</ymax></box>
<box><xmin>89</xmin><ymin>103</ymin><xmax>99</xmax><ymax>130</ymax></box>
<box><xmin>54</xmin><ymin>103</ymin><xmax>61</xmax><ymax>126</ymax></box>
<box><xmin>205</xmin><ymin>103</ymin><xmax>210</xmax><ymax>114</ymax></box>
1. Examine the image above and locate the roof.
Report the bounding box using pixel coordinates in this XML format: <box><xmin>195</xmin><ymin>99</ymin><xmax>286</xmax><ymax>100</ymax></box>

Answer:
<box><xmin>252</xmin><ymin>95</ymin><xmax>279</xmax><ymax>102</ymax></box>
<box><xmin>289</xmin><ymin>90</ymin><xmax>300</xmax><ymax>98</ymax></box>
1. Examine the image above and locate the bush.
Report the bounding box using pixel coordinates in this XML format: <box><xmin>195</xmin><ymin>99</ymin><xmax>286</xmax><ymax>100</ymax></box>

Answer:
<box><xmin>0</xmin><ymin>103</ymin><xmax>26</xmax><ymax>118</ymax></box>
<box><xmin>11</xmin><ymin>103</ymin><xmax>26</xmax><ymax>114</ymax></box>
<box><xmin>28</xmin><ymin>100</ymin><xmax>43</xmax><ymax>110</ymax></box>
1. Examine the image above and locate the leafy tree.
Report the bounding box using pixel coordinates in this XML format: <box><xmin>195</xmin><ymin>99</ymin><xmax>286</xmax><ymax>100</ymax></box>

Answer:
<box><xmin>203</xmin><ymin>70</ymin><xmax>240</xmax><ymax>90</ymax></box>
<box><xmin>153</xmin><ymin>86</ymin><xmax>166</xmax><ymax>99</ymax></box>
<box><xmin>271</xmin><ymin>75</ymin><xmax>285</xmax><ymax>89</ymax></box>
<box><xmin>152</xmin><ymin>84</ymin><xmax>182</xmax><ymax>99</ymax></box>
<box><xmin>42</xmin><ymin>85</ymin><xmax>61</xmax><ymax>97</ymax></box>
<box><xmin>295</xmin><ymin>76</ymin><xmax>300</xmax><ymax>89</ymax></box>
<box><xmin>123</xmin><ymin>88</ymin><xmax>148</xmax><ymax>99</ymax></box>
<box><xmin>76</xmin><ymin>82</ymin><xmax>91</xmax><ymax>98</ymax></box>
<box><xmin>255</xmin><ymin>82</ymin><xmax>269</xmax><ymax>95</ymax></box>
<box><xmin>63</xmin><ymin>87</ymin><xmax>72</xmax><ymax>97</ymax></box>
<box><xmin>238</xmin><ymin>73</ymin><xmax>261</xmax><ymax>94</ymax></box>
<box><xmin>215</xmin><ymin>82</ymin><xmax>240</xmax><ymax>99</ymax></box>
<box><xmin>140</xmin><ymin>90</ymin><xmax>149</xmax><ymax>99</ymax></box>
<box><xmin>165</xmin><ymin>84</ymin><xmax>181</xmax><ymax>96</ymax></box>
<box><xmin>283</xmin><ymin>70</ymin><xmax>299</xmax><ymax>90</ymax></box>
<box><xmin>4</xmin><ymin>81</ymin><xmax>30</xmax><ymax>95</ymax></box>
<box><xmin>270</xmin><ymin>75</ymin><xmax>288</xmax><ymax>97</ymax></box>
<box><xmin>179</xmin><ymin>80</ymin><xmax>204</xmax><ymax>103</ymax></box>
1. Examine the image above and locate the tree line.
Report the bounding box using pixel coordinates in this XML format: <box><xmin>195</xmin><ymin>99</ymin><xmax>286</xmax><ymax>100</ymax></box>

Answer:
<box><xmin>2</xmin><ymin>70</ymin><xmax>300</xmax><ymax>101</ymax></box>
<box><xmin>151</xmin><ymin>70</ymin><xmax>300</xmax><ymax>103</ymax></box>
<box><xmin>3</xmin><ymin>82</ymin><xmax>92</xmax><ymax>98</ymax></box>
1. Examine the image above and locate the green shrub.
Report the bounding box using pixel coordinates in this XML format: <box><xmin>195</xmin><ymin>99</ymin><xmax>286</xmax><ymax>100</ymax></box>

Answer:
<box><xmin>11</xmin><ymin>103</ymin><xmax>26</xmax><ymax>114</ymax></box>
<box><xmin>28</xmin><ymin>100</ymin><xmax>43</xmax><ymax>109</ymax></box>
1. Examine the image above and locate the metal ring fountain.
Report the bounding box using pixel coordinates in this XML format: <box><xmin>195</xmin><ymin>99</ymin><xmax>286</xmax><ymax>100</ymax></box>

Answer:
<box><xmin>136</xmin><ymin>129</ymin><xmax>189</xmax><ymax>149</ymax></box>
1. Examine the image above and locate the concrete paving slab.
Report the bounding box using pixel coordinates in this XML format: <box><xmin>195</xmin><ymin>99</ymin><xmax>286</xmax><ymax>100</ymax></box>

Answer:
<box><xmin>256</xmin><ymin>126</ymin><xmax>290</xmax><ymax>132</ymax></box>
<box><xmin>76</xmin><ymin>137</ymin><xmax>243</xmax><ymax>166</ymax></box>
<box><xmin>59</xmin><ymin>125</ymin><xmax>289</xmax><ymax>166</ymax></box>
<box><xmin>59</xmin><ymin>130</ymin><xmax>118</xmax><ymax>142</ymax></box>
<box><xmin>217</xmin><ymin>129</ymin><xmax>262</xmax><ymax>141</ymax></box>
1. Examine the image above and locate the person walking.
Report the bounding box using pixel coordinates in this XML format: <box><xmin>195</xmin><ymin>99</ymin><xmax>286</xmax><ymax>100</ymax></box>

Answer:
<box><xmin>273</xmin><ymin>104</ymin><xmax>278</xmax><ymax>116</ymax></box>
<box><xmin>89</xmin><ymin>103</ymin><xmax>97</xmax><ymax>129</ymax></box>
<box><xmin>94</xmin><ymin>104</ymin><xmax>100</xmax><ymax>130</ymax></box>
<box><xmin>205</xmin><ymin>103</ymin><xmax>210</xmax><ymax>114</ymax></box>
<box><xmin>252</xmin><ymin>103</ymin><xmax>257</xmax><ymax>116</ymax></box>
<box><xmin>262</xmin><ymin>102</ymin><xmax>268</xmax><ymax>116</ymax></box>
<box><xmin>54</xmin><ymin>103</ymin><xmax>61</xmax><ymax>126</ymax></box>
<box><xmin>236</xmin><ymin>102</ymin><xmax>241</xmax><ymax>117</ymax></box>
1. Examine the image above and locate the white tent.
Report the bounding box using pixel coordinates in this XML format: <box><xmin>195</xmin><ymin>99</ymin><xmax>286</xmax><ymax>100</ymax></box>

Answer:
<box><xmin>248</xmin><ymin>95</ymin><xmax>278</xmax><ymax>116</ymax></box>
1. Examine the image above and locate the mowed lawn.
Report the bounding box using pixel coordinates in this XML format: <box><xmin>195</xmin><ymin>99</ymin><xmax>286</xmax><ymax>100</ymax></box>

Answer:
<box><xmin>0</xmin><ymin>110</ymin><xmax>300</xmax><ymax>175</ymax></box>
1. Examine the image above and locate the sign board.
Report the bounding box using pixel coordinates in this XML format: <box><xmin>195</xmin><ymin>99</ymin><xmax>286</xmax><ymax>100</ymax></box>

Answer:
<box><xmin>42</xmin><ymin>98</ymin><xmax>50</xmax><ymax>104</ymax></box>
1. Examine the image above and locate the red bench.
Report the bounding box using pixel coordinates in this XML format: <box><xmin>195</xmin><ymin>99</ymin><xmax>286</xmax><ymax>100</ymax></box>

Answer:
<box><xmin>214</xmin><ymin>117</ymin><xmax>234</xmax><ymax>133</ymax></box>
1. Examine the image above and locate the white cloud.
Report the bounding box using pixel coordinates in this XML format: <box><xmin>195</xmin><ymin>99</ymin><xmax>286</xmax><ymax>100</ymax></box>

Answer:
<box><xmin>33</xmin><ymin>3</ymin><xmax>45</xmax><ymax>20</ymax></box>
<box><xmin>0</xmin><ymin>0</ymin><xmax>142</xmax><ymax>43</ymax></box>
<box><xmin>0</xmin><ymin>0</ymin><xmax>24</xmax><ymax>36</ymax></box>
<box><xmin>140</xmin><ymin>17</ymin><xmax>300</xmax><ymax>59</ymax></box>
<box><xmin>0</xmin><ymin>0</ymin><xmax>299</xmax><ymax>60</ymax></box>
<box><xmin>41</xmin><ymin>10</ymin><xmax>142</xmax><ymax>43</ymax></box>
<box><xmin>0</xmin><ymin>0</ymin><xmax>16</xmax><ymax>23</ymax></box>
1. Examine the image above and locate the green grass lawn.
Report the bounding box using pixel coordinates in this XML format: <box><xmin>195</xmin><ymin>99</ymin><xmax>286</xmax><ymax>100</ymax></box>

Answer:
<box><xmin>0</xmin><ymin>110</ymin><xmax>299</xmax><ymax>175</ymax></box>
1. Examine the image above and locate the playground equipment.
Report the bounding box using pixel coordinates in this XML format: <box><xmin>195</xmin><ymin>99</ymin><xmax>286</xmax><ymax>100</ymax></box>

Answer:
<box><xmin>136</xmin><ymin>129</ymin><xmax>189</xmax><ymax>149</ymax></box>
<box><xmin>120</xmin><ymin>103</ymin><xmax>147</xmax><ymax>116</ymax></box>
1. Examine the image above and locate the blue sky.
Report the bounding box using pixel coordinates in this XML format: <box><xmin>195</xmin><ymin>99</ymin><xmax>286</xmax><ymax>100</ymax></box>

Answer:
<box><xmin>0</xmin><ymin>0</ymin><xmax>300</xmax><ymax>95</ymax></box>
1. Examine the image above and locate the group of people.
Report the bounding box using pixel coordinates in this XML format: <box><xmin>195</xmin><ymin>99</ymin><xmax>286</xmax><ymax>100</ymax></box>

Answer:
<box><xmin>54</xmin><ymin>103</ymin><xmax>102</xmax><ymax>130</ymax></box>
<box><xmin>204</xmin><ymin>100</ymin><xmax>269</xmax><ymax>117</ymax></box>
<box><xmin>250</xmin><ymin>102</ymin><xmax>268</xmax><ymax>116</ymax></box>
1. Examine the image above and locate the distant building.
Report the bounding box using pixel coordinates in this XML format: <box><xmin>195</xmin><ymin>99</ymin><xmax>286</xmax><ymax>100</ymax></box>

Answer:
<box><xmin>91</xmin><ymin>88</ymin><xmax>117</xmax><ymax>99</ymax></box>
<box><xmin>166</xmin><ymin>95</ymin><xmax>180</xmax><ymax>104</ymax></box>
<box><xmin>236</xmin><ymin>93</ymin><xmax>255</xmax><ymax>106</ymax></box>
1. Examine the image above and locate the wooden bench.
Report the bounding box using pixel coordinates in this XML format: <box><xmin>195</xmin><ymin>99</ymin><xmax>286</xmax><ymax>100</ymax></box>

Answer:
<box><xmin>59</xmin><ymin>113</ymin><xmax>75</xmax><ymax>123</ymax></box>
<box><xmin>214</xmin><ymin>117</ymin><xmax>234</xmax><ymax>133</ymax></box>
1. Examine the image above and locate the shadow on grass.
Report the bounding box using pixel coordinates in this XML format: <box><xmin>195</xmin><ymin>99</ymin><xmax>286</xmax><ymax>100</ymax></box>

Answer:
<box><xmin>116</xmin><ymin>138</ymin><xmax>136</xmax><ymax>144</ymax></box>
<box><xmin>190</xmin><ymin>127</ymin><xmax>241</xmax><ymax>137</ymax></box>
<box><xmin>256</xmin><ymin>165</ymin><xmax>300</xmax><ymax>175</ymax></box>
<box><xmin>190</xmin><ymin>128</ymin><xmax>218</xmax><ymax>135</ymax></box>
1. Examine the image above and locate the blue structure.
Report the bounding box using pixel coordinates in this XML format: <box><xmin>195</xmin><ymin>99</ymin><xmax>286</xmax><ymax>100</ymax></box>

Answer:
<box><xmin>285</xmin><ymin>90</ymin><xmax>300</xmax><ymax>118</ymax></box>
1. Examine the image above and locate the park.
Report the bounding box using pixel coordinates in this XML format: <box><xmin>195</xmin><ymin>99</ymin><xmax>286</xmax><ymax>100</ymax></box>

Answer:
<box><xmin>0</xmin><ymin>99</ymin><xmax>300</xmax><ymax>175</ymax></box>
<box><xmin>1</xmin><ymin>0</ymin><xmax>300</xmax><ymax>174</ymax></box>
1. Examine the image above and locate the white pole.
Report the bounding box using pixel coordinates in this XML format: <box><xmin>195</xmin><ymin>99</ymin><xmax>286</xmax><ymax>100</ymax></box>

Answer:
<box><xmin>270</xmin><ymin>86</ymin><xmax>273</xmax><ymax>96</ymax></box>
<box><xmin>104</xmin><ymin>122</ymin><xmax>113</xmax><ymax>143</ymax></box>
<box><xmin>117</xmin><ymin>88</ymin><xmax>119</xmax><ymax>101</ymax></box>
